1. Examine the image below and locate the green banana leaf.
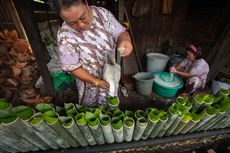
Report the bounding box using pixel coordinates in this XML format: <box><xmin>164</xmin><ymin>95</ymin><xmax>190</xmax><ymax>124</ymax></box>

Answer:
<box><xmin>133</xmin><ymin>117</ymin><xmax>148</xmax><ymax>141</ymax></box>
<box><xmin>123</xmin><ymin>116</ymin><xmax>135</xmax><ymax>142</ymax></box>
<box><xmin>124</xmin><ymin>110</ymin><xmax>134</xmax><ymax>118</ymax></box>
<box><xmin>75</xmin><ymin>113</ymin><xmax>97</xmax><ymax>146</ymax></box>
<box><xmin>75</xmin><ymin>104</ymin><xmax>88</xmax><ymax>113</ymax></box>
<box><xmin>172</xmin><ymin>112</ymin><xmax>191</xmax><ymax>135</ymax></box>
<box><xmin>59</xmin><ymin>116</ymin><xmax>88</xmax><ymax>147</ymax></box>
<box><xmin>36</xmin><ymin>103</ymin><xmax>54</xmax><ymax>113</ymax></box>
<box><xmin>86</xmin><ymin>112</ymin><xmax>105</xmax><ymax>145</ymax></box>
<box><xmin>43</xmin><ymin>111</ymin><xmax>79</xmax><ymax>147</ymax></box>
<box><xmin>111</xmin><ymin>117</ymin><xmax>123</xmax><ymax>143</ymax></box>
<box><xmin>113</xmin><ymin>109</ymin><xmax>124</xmax><ymax>120</ymax></box>
<box><xmin>107</xmin><ymin>96</ymin><xmax>120</xmax><ymax>110</ymax></box>
<box><xmin>0</xmin><ymin>99</ymin><xmax>11</xmax><ymax>110</ymax></box>
<box><xmin>55</xmin><ymin>106</ymin><xmax>66</xmax><ymax>116</ymax></box>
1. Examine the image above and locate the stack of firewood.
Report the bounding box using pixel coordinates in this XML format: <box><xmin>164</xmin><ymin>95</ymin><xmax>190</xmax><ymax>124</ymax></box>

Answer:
<box><xmin>0</xmin><ymin>29</ymin><xmax>51</xmax><ymax>104</ymax></box>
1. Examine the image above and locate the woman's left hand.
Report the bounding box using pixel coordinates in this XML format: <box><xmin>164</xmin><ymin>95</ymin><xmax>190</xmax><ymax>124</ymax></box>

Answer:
<box><xmin>117</xmin><ymin>31</ymin><xmax>133</xmax><ymax>57</ymax></box>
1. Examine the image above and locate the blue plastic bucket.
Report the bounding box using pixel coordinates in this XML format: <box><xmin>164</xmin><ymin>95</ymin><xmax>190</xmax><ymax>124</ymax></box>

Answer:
<box><xmin>147</xmin><ymin>53</ymin><xmax>169</xmax><ymax>73</ymax></box>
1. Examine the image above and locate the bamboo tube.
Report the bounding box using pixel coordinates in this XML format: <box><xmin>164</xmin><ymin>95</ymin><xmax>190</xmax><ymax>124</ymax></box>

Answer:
<box><xmin>11</xmin><ymin>106</ymin><xmax>50</xmax><ymax>150</ymax></box>
<box><xmin>189</xmin><ymin>106</ymin><xmax>217</xmax><ymax>133</ymax></box>
<box><xmin>135</xmin><ymin>110</ymin><xmax>146</xmax><ymax>119</ymax></box>
<box><xmin>157</xmin><ymin>103</ymin><xmax>179</xmax><ymax>137</ymax></box>
<box><xmin>172</xmin><ymin>112</ymin><xmax>191</xmax><ymax>135</ymax></box>
<box><xmin>149</xmin><ymin>113</ymin><xmax>168</xmax><ymax>138</ymax></box>
<box><xmin>59</xmin><ymin>116</ymin><xmax>88</xmax><ymax>147</ymax></box>
<box><xmin>111</xmin><ymin>117</ymin><xmax>123</xmax><ymax>143</ymax></box>
<box><xmin>133</xmin><ymin>117</ymin><xmax>148</xmax><ymax>141</ymax></box>
<box><xmin>75</xmin><ymin>113</ymin><xmax>97</xmax><ymax>146</ymax></box>
<box><xmin>100</xmin><ymin>115</ymin><xmax>115</xmax><ymax>144</ymax></box>
<box><xmin>0</xmin><ymin>111</ymin><xmax>39</xmax><ymax>151</ymax></box>
<box><xmin>43</xmin><ymin>111</ymin><xmax>79</xmax><ymax>148</ymax></box>
<box><xmin>86</xmin><ymin>112</ymin><xmax>105</xmax><ymax>145</ymax></box>
<box><xmin>180</xmin><ymin>110</ymin><xmax>204</xmax><ymax>134</ymax></box>
<box><xmin>142</xmin><ymin>109</ymin><xmax>160</xmax><ymax>139</ymax></box>
<box><xmin>107</xmin><ymin>96</ymin><xmax>120</xmax><ymax>110</ymax></box>
<box><xmin>30</xmin><ymin>113</ymin><xmax>62</xmax><ymax>149</ymax></box>
<box><xmin>75</xmin><ymin>104</ymin><xmax>88</xmax><ymax>113</ymax></box>
<box><xmin>123</xmin><ymin>116</ymin><xmax>135</xmax><ymax>142</ymax></box>
<box><xmin>65</xmin><ymin>103</ymin><xmax>78</xmax><ymax>117</ymax></box>
<box><xmin>113</xmin><ymin>109</ymin><xmax>124</xmax><ymax>120</ymax></box>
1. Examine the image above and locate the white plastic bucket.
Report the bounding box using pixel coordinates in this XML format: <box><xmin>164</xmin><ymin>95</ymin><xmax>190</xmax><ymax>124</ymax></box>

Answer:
<box><xmin>147</xmin><ymin>53</ymin><xmax>169</xmax><ymax>72</ymax></box>
<box><xmin>211</xmin><ymin>80</ymin><xmax>230</xmax><ymax>95</ymax></box>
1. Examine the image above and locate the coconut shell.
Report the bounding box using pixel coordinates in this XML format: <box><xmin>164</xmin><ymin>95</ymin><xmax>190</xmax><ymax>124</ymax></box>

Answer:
<box><xmin>12</xmin><ymin>39</ymin><xmax>29</xmax><ymax>54</ymax></box>
<box><xmin>12</xmin><ymin>65</ymin><xmax>22</xmax><ymax>77</ymax></box>
<box><xmin>6</xmin><ymin>78</ymin><xmax>19</xmax><ymax>86</ymax></box>
<box><xmin>14</xmin><ymin>61</ymin><xmax>28</xmax><ymax>69</ymax></box>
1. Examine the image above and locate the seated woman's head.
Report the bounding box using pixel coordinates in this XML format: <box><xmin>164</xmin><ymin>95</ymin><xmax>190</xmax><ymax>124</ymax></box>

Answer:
<box><xmin>50</xmin><ymin>0</ymin><xmax>92</xmax><ymax>31</ymax></box>
<box><xmin>186</xmin><ymin>44</ymin><xmax>202</xmax><ymax>62</ymax></box>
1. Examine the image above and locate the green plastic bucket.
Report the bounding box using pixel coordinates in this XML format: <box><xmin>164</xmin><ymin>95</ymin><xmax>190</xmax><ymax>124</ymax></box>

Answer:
<box><xmin>51</xmin><ymin>72</ymin><xmax>75</xmax><ymax>92</ymax></box>
<box><xmin>147</xmin><ymin>53</ymin><xmax>169</xmax><ymax>73</ymax></box>
<box><xmin>132</xmin><ymin>72</ymin><xmax>154</xmax><ymax>96</ymax></box>
<box><xmin>153</xmin><ymin>72</ymin><xmax>183</xmax><ymax>97</ymax></box>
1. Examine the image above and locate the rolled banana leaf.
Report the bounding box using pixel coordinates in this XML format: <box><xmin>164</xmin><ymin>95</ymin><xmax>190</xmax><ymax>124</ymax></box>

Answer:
<box><xmin>142</xmin><ymin>109</ymin><xmax>160</xmax><ymax>139</ymax></box>
<box><xmin>0</xmin><ymin>110</ymin><xmax>39</xmax><ymax>151</ymax></box>
<box><xmin>133</xmin><ymin>117</ymin><xmax>148</xmax><ymax>141</ymax></box>
<box><xmin>125</xmin><ymin>110</ymin><xmax>134</xmax><ymax>118</ymax></box>
<box><xmin>36</xmin><ymin>103</ymin><xmax>54</xmax><ymax>113</ymax></box>
<box><xmin>189</xmin><ymin>106</ymin><xmax>217</xmax><ymax>133</ymax></box>
<box><xmin>11</xmin><ymin>105</ymin><xmax>50</xmax><ymax>150</ymax></box>
<box><xmin>0</xmin><ymin>133</ymin><xmax>20</xmax><ymax>153</ymax></box>
<box><xmin>123</xmin><ymin>116</ymin><xmax>135</xmax><ymax>142</ymax></box>
<box><xmin>172</xmin><ymin>112</ymin><xmax>191</xmax><ymax>135</ymax></box>
<box><xmin>135</xmin><ymin>110</ymin><xmax>146</xmax><ymax>119</ymax></box>
<box><xmin>75</xmin><ymin>104</ymin><xmax>88</xmax><ymax>113</ymax></box>
<box><xmin>30</xmin><ymin>113</ymin><xmax>62</xmax><ymax>149</ymax></box>
<box><xmin>149</xmin><ymin>113</ymin><xmax>168</xmax><ymax>138</ymax></box>
<box><xmin>100</xmin><ymin>115</ymin><xmax>114</xmax><ymax>144</ymax></box>
<box><xmin>59</xmin><ymin>116</ymin><xmax>88</xmax><ymax>147</ymax></box>
<box><xmin>180</xmin><ymin>110</ymin><xmax>203</xmax><ymax>134</ymax></box>
<box><xmin>113</xmin><ymin>109</ymin><xmax>124</xmax><ymax>120</ymax></box>
<box><xmin>86</xmin><ymin>112</ymin><xmax>105</xmax><ymax>145</ymax></box>
<box><xmin>211</xmin><ymin>111</ymin><xmax>230</xmax><ymax>129</ymax></box>
<box><xmin>75</xmin><ymin>113</ymin><xmax>97</xmax><ymax>146</ymax></box>
<box><xmin>43</xmin><ymin>111</ymin><xmax>79</xmax><ymax>148</ymax></box>
<box><xmin>111</xmin><ymin>117</ymin><xmax>123</xmax><ymax>143</ymax></box>
<box><xmin>219</xmin><ymin>88</ymin><xmax>230</xmax><ymax>97</ymax></box>
<box><xmin>107</xmin><ymin>96</ymin><xmax>120</xmax><ymax>110</ymax></box>
<box><xmin>0</xmin><ymin>99</ymin><xmax>11</xmax><ymax>110</ymax></box>
<box><xmin>176</xmin><ymin>96</ymin><xmax>189</xmax><ymax>106</ymax></box>
<box><xmin>89</xmin><ymin>108</ymin><xmax>101</xmax><ymax>118</ymax></box>
<box><xmin>99</xmin><ymin>104</ymin><xmax>109</xmax><ymax>114</ymax></box>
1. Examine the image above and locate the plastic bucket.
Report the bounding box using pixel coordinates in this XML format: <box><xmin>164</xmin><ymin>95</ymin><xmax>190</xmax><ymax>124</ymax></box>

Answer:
<box><xmin>147</xmin><ymin>53</ymin><xmax>169</xmax><ymax>73</ymax></box>
<box><xmin>211</xmin><ymin>80</ymin><xmax>230</xmax><ymax>95</ymax></box>
<box><xmin>132</xmin><ymin>72</ymin><xmax>154</xmax><ymax>96</ymax></box>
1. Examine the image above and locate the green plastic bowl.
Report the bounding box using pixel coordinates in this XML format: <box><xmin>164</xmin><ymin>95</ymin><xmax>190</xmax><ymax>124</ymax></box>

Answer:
<box><xmin>153</xmin><ymin>72</ymin><xmax>184</xmax><ymax>98</ymax></box>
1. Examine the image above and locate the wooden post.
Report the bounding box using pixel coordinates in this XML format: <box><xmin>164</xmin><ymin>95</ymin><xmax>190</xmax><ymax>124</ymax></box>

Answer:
<box><xmin>13</xmin><ymin>0</ymin><xmax>55</xmax><ymax>96</ymax></box>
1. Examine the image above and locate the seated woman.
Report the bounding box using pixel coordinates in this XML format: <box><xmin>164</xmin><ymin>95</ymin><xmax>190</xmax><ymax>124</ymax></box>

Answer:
<box><xmin>170</xmin><ymin>44</ymin><xmax>209</xmax><ymax>95</ymax></box>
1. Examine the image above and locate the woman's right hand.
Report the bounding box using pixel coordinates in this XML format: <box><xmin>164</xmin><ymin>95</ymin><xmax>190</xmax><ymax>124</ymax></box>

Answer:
<box><xmin>98</xmin><ymin>80</ymin><xmax>110</xmax><ymax>90</ymax></box>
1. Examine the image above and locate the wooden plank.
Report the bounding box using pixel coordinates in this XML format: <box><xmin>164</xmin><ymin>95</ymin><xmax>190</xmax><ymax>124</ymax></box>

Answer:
<box><xmin>13</xmin><ymin>0</ymin><xmax>56</xmax><ymax>97</ymax></box>
<box><xmin>207</xmin><ymin>23</ymin><xmax>230</xmax><ymax>81</ymax></box>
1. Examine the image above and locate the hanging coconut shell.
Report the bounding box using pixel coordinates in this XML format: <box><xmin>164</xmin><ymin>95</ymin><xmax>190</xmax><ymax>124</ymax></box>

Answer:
<box><xmin>12</xmin><ymin>65</ymin><xmax>22</xmax><ymax>77</ymax></box>
<box><xmin>6</xmin><ymin>78</ymin><xmax>19</xmax><ymax>87</ymax></box>
<box><xmin>17</xmin><ymin>53</ymin><xmax>27</xmax><ymax>62</ymax></box>
<box><xmin>21</xmin><ymin>94</ymin><xmax>52</xmax><ymax>105</ymax></box>
<box><xmin>12</xmin><ymin>39</ymin><xmax>29</xmax><ymax>54</ymax></box>
<box><xmin>0</xmin><ymin>29</ymin><xmax>18</xmax><ymax>42</ymax></box>
<box><xmin>0</xmin><ymin>66</ymin><xmax>10</xmax><ymax>77</ymax></box>
<box><xmin>21</xmin><ymin>66</ymin><xmax>34</xmax><ymax>78</ymax></box>
<box><xmin>19</xmin><ymin>87</ymin><xmax>37</xmax><ymax>99</ymax></box>
<box><xmin>0</xmin><ymin>88</ymin><xmax>13</xmax><ymax>100</ymax></box>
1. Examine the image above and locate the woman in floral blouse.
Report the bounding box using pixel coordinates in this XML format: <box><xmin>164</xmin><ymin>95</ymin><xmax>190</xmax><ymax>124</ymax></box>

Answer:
<box><xmin>170</xmin><ymin>44</ymin><xmax>209</xmax><ymax>95</ymax></box>
<box><xmin>51</xmin><ymin>0</ymin><xmax>133</xmax><ymax>107</ymax></box>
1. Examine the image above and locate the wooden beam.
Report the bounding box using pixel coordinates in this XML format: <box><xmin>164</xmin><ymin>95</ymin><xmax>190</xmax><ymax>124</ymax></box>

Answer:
<box><xmin>13</xmin><ymin>0</ymin><xmax>56</xmax><ymax>97</ymax></box>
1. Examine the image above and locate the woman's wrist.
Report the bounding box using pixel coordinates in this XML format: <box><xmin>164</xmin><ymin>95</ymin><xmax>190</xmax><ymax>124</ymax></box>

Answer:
<box><xmin>93</xmin><ymin>79</ymin><xmax>100</xmax><ymax>87</ymax></box>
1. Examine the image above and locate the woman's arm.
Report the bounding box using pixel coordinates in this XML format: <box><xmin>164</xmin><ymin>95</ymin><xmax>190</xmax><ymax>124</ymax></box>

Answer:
<box><xmin>70</xmin><ymin>68</ymin><xmax>109</xmax><ymax>90</ymax></box>
<box><xmin>117</xmin><ymin>31</ymin><xmax>133</xmax><ymax>57</ymax></box>
<box><xmin>174</xmin><ymin>70</ymin><xmax>193</xmax><ymax>78</ymax></box>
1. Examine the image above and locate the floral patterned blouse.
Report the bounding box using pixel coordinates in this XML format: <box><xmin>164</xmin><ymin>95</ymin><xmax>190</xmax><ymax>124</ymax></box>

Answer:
<box><xmin>57</xmin><ymin>6</ymin><xmax>125</xmax><ymax>107</ymax></box>
<box><xmin>179</xmin><ymin>58</ymin><xmax>209</xmax><ymax>87</ymax></box>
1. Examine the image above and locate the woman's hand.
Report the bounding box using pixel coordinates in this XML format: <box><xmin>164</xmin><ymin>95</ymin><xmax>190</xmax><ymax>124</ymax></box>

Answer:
<box><xmin>98</xmin><ymin>80</ymin><xmax>110</xmax><ymax>90</ymax></box>
<box><xmin>170</xmin><ymin>66</ymin><xmax>177</xmax><ymax>74</ymax></box>
<box><xmin>117</xmin><ymin>31</ymin><xmax>133</xmax><ymax>57</ymax></box>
